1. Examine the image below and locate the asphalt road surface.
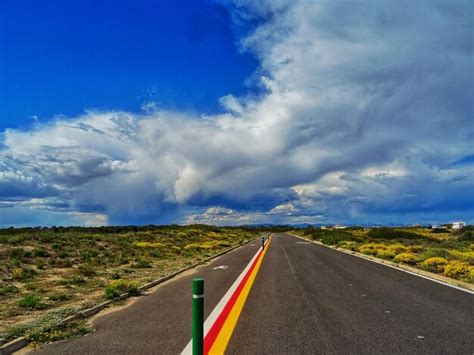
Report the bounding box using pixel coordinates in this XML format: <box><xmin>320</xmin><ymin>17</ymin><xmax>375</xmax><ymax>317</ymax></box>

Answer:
<box><xmin>33</xmin><ymin>233</ymin><xmax>473</xmax><ymax>354</ymax></box>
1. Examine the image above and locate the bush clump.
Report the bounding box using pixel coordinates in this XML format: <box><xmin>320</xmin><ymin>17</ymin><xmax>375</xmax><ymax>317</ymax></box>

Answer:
<box><xmin>387</xmin><ymin>244</ymin><xmax>408</xmax><ymax>254</ymax></box>
<box><xmin>104</xmin><ymin>280</ymin><xmax>140</xmax><ymax>299</ymax></box>
<box><xmin>443</xmin><ymin>261</ymin><xmax>471</xmax><ymax>280</ymax></box>
<box><xmin>357</xmin><ymin>243</ymin><xmax>386</xmax><ymax>256</ymax></box>
<box><xmin>420</xmin><ymin>257</ymin><xmax>448</xmax><ymax>273</ymax></box>
<box><xmin>77</xmin><ymin>264</ymin><xmax>97</xmax><ymax>277</ymax></box>
<box><xmin>368</xmin><ymin>228</ymin><xmax>423</xmax><ymax>240</ymax></box>
<box><xmin>320</xmin><ymin>231</ymin><xmax>356</xmax><ymax>245</ymax></box>
<box><xmin>18</xmin><ymin>294</ymin><xmax>45</xmax><ymax>309</ymax></box>
<box><xmin>376</xmin><ymin>249</ymin><xmax>396</xmax><ymax>260</ymax></box>
<box><xmin>0</xmin><ymin>283</ymin><xmax>18</xmax><ymax>297</ymax></box>
<box><xmin>133</xmin><ymin>258</ymin><xmax>152</xmax><ymax>268</ymax></box>
<box><xmin>393</xmin><ymin>252</ymin><xmax>418</xmax><ymax>265</ymax></box>
<box><xmin>11</xmin><ymin>267</ymin><xmax>37</xmax><ymax>281</ymax></box>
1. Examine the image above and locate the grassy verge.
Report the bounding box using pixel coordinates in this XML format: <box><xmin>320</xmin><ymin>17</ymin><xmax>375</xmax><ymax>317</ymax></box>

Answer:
<box><xmin>293</xmin><ymin>226</ymin><xmax>474</xmax><ymax>284</ymax></box>
<box><xmin>0</xmin><ymin>225</ymin><xmax>258</xmax><ymax>345</ymax></box>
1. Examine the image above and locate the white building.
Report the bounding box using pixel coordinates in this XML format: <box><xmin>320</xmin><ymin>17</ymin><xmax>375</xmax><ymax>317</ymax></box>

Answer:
<box><xmin>452</xmin><ymin>221</ymin><xmax>466</xmax><ymax>230</ymax></box>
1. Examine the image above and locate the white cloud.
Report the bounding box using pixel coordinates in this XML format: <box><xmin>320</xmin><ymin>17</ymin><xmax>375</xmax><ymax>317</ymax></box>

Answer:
<box><xmin>1</xmin><ymin>0</ymin><xmax>473</xmax><ymax>225</ymax></box>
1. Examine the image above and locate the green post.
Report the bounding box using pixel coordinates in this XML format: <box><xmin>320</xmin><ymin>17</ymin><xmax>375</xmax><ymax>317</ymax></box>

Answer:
<box><xmin>192</xmin><ymin>278</ymin><xmax>204</xmax><ymax>355</ymax></box>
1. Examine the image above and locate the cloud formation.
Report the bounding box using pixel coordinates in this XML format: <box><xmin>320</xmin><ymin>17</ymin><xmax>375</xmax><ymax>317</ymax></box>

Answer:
<box><xmin>1</xmin><ymin>0</ymin><xmax>473</xmax><ymax>226</ymax></box>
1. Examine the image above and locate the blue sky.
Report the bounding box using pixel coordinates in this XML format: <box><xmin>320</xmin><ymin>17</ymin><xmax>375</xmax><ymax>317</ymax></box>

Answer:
<box><xmin>0</xmin><ymin>0</ymin><xmax>473</xmax><ymax>227</ymax></box>
<box><xmin>0</xmin><ymin>0</ymin><xmax>258</xmax><ymax>130</ymax></box>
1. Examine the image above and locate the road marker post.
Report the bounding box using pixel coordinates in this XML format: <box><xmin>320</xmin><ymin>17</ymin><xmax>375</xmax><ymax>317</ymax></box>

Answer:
<box><xmin>262</xmin><ymin>236</ymin><xmax>265</xmax><ymax>249</ymax></box>
<box><xmin>192</xmin><ymin>278</ymin><xmax>204</xmax><ymax>355</ymax></box>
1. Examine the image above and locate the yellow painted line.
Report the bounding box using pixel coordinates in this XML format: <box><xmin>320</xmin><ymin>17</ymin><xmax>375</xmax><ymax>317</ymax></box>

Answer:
<box><xmin>209</xmin><ymin>236</ymin><xmax>272</xmax><ymax>354</ymax></box>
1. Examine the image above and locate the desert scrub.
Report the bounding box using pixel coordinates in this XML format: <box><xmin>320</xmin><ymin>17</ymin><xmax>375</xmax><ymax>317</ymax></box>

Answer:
<box><xmin>133</xmin><ymin>258</ymin><xmax>152</xmax><ymax>268</ymax></box>
<box><xmin>358</xmin><ymin>243</ymin><xmax>386</xmax><ymax>256</ymax></box>
<box><xmin>77</xmin><ymin>264</ymin><xmax>97</xmax><ymax>277</ymax></box>
<box><xmin>29</xmin><ymin>319</ymin><xmax>92</xmax><ymax>344</ymax></box>
<box><xmin>393</xmin><ymin>252</ymin><xmax>418</xmax><ymax>265</ymax></box>
<box><xmin>443</xmin><ymin>261</ymin><xmax>472</xmax><ymax>281</ymax></box>
<box><xmin>420</xmin><ymin>257</ymin><xmax>448</xmax><ymax>273</ymax></box>
<box><xmin>0</xmin><ymin>283</ymin><xmax>18</xmax><ymax>297</ymax></box>
<box><xmin>18</xmin><ymin>294</ymin><xmax>46</xmax><ymax>309</ymax></box>
<box><xmin>11</xmin><ymin>267</ymin><xmax>37</xmax><ymax>281</ymax></box>
<box><xmin>376</xmin><ymin>249</ymin><xmax>396</xmax><ymax>260</ymax></box>
<box><xmin>105</xmin><ymin>280</ymin><xmax>140</xmax><ymax>299</ymax></box>
<box><xmin>419</xmin><ymin>247</ymin><xmax>450</xmax><ymax>260</ymax></box>
<box><xmin>368</xmin><ymin>228</ymin><xmax>424</xmax><ymax>240</ymax></box>
<box><xmin>447</xmin><ymin>250</ymin><xmax>474</xmax><ymax>264</ymax></box>
<box><xmin>387</xmin><ymin>244</ymin><xmax>408</xmax><ymax>254</ymax></box>
<box><xmin>0</xmin><ymin>225</ymin><xmax>259</xmax><ymax>336</ymax></box>
<box><xmin>338</xmin><ymin>241</ymin><xmax>358</xmax><ymax>250</ymax></box>
<box><xmin>0</xmin><ymin>306</ymin><xmax>83</xmax><ymax>345</ymax></box>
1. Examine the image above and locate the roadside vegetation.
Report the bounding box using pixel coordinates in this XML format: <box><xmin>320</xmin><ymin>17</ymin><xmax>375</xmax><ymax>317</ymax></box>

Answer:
<box><xmin>295</xmin><ymin>226</ymin><xmax>474</xmax><ymax>284</ymax></box>
<box><xmin>0</xmin><ymin>225</ymin><xmax>258</xmax><ymax>345</ymax></box>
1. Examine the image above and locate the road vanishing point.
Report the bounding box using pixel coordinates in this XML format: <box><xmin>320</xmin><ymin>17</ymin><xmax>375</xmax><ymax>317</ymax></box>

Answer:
<box><xmin>34</xmin><ymin>233</ymin><xmax>473</xmax><ymax>354</ymax></box>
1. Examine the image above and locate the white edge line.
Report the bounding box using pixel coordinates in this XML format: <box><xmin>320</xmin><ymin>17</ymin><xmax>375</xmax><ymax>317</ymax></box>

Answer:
<box><xmin>181</xmin><ymin>237</ymin><xmax>270</xmax><ymax>354</ymax></box>
<box><xmin>290</xmin><ymin>234</ymin><xmax>474</xmax><ymax>295</ymax></box>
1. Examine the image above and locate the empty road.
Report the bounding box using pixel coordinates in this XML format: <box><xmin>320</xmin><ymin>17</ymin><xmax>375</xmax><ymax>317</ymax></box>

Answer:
<box><xmin>34</xmin><ymin>233</ymin><xmax>473</xmax><ymax>354</ymax></box>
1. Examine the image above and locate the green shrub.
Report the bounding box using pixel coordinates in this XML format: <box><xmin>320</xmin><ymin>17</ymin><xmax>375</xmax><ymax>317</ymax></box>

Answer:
<box><xmin>48</xmin><ymin>293</ymin><xmax>72</xmax><ymax>302</ymax></box>
<box><xmin>133</xmin><ymin>258</ymin><xmax>152</xmax><ymax>268</ymax></box>
<box><xmin>170</xmin><ymin>245</ymin><xmax>182</xmax><ymax>254</ymax></box>
<box><xmin>420</xmin><ymin>257</ymin><xmax>448</xmax><ymax>273</ymax></box>
<box><xmin>70</xmin><ymin>276</ymin><xmax>86</xmax><ymax>285</ymax></box>
<box><xmin>0</xmin><ymin>284</ymin><xmax>18</xmax><ymax>297</ymax></box>
<box><xmin>393</xmin><ymin>252</ymin><xmax>418</xmax><ymax>265</ymax></box>
<box><xmin>25</xmin><ymin>282</ymin><xmax>41</xmax><ymax>291</ymax></box>
<box><xmin>408</xmin><ymin>245</ymin><xmax>424</xmax><ymax>253</ymax></box>
<box><xmin>376</xmin><ymin>249</ymin><xmax>396</xmax><ymax>260</ymax></box>
<box><xmin>320</xmin><ymin>231</ymin><xmax>356</xmax><ymax>245</ymax></box>
<box><xmin>77</xmin><ymin>264</ymin><xmax>97</xmax><ymax>277</ymax></box>
<box><xmin>32</xmin><ymin>248</ymin><xmax>50</xmax><ymax>257</ymax></box>
<box><xmin>11</xmin><ymin>247</ymin><xmax>31</xmax><ymax>259</ymax></box>
<box><xmin>458</xmin><ymin>230</ymin><xmax>474</xmax><ymax>240</ymax></box>
<box><xmin>35</xmin><ymin>259</ymin><xmax>48</xmax><ymax>269</ymax></box>
<box><xmin>104</xmin><ymin>280</ymin><xmax>140</xmax><ymax>299</ymax></box>
<box><xmin>338</xmin><ymin>241</ymin><xmax>358</xmax><ymax>251</ymax></box>
<box><xmin>147</xmin><ymin>249</ymin><xmax>163</xmax><ymax>258</ymax></box>
<box><xmin>18</xmin><ymin>294</ymin><xmax>45</xmax><ymax>309</ymax></box>
<box><xmin>109</xmin><ymin>271</ymin><xmax>122</xmax><ymax>280</ymax></box>
<box><xmin>80</xmin><ymin>249</ymin><xmax>98</xmax><ymax>261</ymax></box>
<box><xmin>431</xmin><ymin>228</ymin><xmax>450</xmax><ymax>234</ymax></box>
<box><xmin>358</xmin><ymin>243</ymin><xmax>385</xmax><ymax>256</ymax></box>
<box><xmin>368</xmin><ymin>228</ymin><xmax>424</xmax><ymax>240</ymax></box>
<box><xmin>11</xmin><ymin>267</ymin><xmax>37</xmax><ymax>281</ymax></box>
<box><xmin>447</xmin><ymin>250</ymin><xmax>474</xmax><ymax>264</ymax></box>
<box><xmin>387</xmin><ymin>244</ymin><xmax>408</xmax><ymax>254</ymax></box>
<box><xmin>419</xmin><ymin>248</ymin><xmax>450</xmax><ymax>260</ymax></box>
<box><xmin>50</xmin><ymin>258</ymin><xmax>73</xmax><ymax>268</ymax></box>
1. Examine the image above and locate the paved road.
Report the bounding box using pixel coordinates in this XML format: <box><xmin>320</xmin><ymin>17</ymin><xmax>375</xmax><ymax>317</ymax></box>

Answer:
<box><xmin>34</xmin><ymin>233</ymin><xmax>473</xmax><ymax>354</ymax></box>
<box><xmin>227</xmin><ymin>234</ymin><xmax>474</xmax><ymax>354</ymax></box>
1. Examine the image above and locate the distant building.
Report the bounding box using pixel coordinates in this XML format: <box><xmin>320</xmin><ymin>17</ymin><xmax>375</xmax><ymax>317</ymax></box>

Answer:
<box><xmin>452</xmin><ymin>221</ymin><xmax>466</xmax><ymax>230</ymax></box>
<box><xmin>431</xmin><ymin>225</ymin><xmax>447</xmax><ymax>229</ymax></box>
<box><xmin>334</xmin><ymin>225</ymin><xmax>347</xmax><ymax>229</ymax></box>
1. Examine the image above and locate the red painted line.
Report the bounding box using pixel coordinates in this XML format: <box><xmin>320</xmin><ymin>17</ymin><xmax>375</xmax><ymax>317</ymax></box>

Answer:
<box><xmin>204</xmin><ymin>244</ymin><xmax>266</xmax><ymax>354</ymax></box>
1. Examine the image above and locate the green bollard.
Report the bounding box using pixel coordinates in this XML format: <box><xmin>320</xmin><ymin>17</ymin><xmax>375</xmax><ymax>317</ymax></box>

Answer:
<box><xmin>192</xmin><ymin>278</ymin><xmax>204</xmax><ymax>355</ymax></box>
